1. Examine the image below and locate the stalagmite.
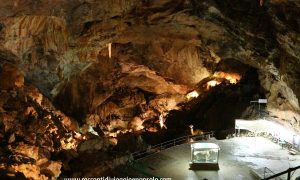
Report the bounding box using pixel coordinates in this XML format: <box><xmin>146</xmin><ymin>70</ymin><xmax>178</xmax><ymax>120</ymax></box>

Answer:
<box><xmin>159</xmin><ymin>113</ymin><xmax>167</xmax><ymax>129</ymax></box>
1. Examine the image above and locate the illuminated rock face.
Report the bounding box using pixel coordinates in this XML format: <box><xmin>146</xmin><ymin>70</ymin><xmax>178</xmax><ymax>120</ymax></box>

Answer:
<box><xmin>0</xmin><ymin>0</ymin><xmax>299</xmax><ymax>178</ymax></box>
<box><xmin>0</xmin><ymin>64</ymin><xmax>83</xmax><ymax>179</ymax></box>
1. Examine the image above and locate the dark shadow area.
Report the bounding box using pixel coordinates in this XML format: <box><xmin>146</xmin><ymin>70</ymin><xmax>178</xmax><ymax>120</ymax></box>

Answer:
<box><xmin>142</xmin><ymin>64</ymin><xmax>266</xmax><ymax>144</ymax></box>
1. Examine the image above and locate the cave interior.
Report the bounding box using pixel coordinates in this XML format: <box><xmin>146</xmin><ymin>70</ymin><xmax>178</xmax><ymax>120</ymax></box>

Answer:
<box><xmin>0</xmin><ymin>0</ymin><xmax>299</xmax><ymax>179</ymax></box>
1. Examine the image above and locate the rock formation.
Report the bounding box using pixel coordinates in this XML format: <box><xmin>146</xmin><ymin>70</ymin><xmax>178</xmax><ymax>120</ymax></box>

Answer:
<box><xmin>0</xmin><ymin>0</ymin><xmax>299</xmax><ymax>178</ymax></box>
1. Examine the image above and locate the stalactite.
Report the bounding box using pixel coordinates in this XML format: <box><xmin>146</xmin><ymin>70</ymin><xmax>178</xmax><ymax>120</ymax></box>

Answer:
<box><xmin>259</xmin><ymin>0</ymin><xmax>264</xmax><ymax>6</ymax></box>
<box><xmin>107</xmin><ymin>43</ymin><xmax>112</xmax><ymax>58</ymax></box>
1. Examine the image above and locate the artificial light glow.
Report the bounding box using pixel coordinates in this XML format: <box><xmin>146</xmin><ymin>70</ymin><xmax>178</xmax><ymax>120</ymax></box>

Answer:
<box><xmin>74</xmin><ymin>131</ymin><xmax>82</xmax><ymax>139</ymax></box>
<box><xmin>88</xmin><ymin>126</ymin><xmax>99</xmax><ymax>136</ymax></box>
<box><xmin>235</xmin><ymin>119</ymin><xmax>299</xmax><ymax>144</ymax></box>
<box><xmin>213</xmin><ymin>72</ymin><xmax>241</xmax><ymax>84</ymax></box>
<box><xmin>206</xmin><ymin>80</ymin><xmax>221</xmax><ymax>89</ymax></box>
<box><xmin>186</xmin><ymin>90</ymin><xmax>199</xmax><ymax>100</ymax></box>
<box><xmin>205</xmin><ymin>72</ymin><xmax>241</xmax><ymax>90</ymax></box>
<box><xmin>159</xmin><ymin>115</ymin><xmax>164</xmax><ymax>128</ymax></box>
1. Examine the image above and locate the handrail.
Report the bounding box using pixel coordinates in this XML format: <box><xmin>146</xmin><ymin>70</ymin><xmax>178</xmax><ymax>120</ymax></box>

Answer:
<box><xmin>130</xmin><ymin>131</ymin><xmax>214</xmax><ymax>161</ymax></box>
<box><xmin>264</xmin><ymin>167</ymin><xmax>282</xmax><ymax>180</ymax></box>
<box><xmin>232</xmin><ymin>131</ymin><xmax>299</xmax><ymax>152</ymax></box>
<box><xmin>263</xmin><ymin>165</ymin><xmax>300</xmax><ymax>180</ymax></box>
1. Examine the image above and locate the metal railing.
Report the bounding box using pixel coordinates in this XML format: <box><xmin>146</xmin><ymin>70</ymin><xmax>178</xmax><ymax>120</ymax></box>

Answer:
<box><xmin>263</xmin><ymin>167</ymin><xmax>283</xmax><ymax>180</ymax></box>
<box><xmin>228</xmin><ymin>131</ymin><xmax>300</xmax><ymax>179</ymax></box>
<box><xmin>130</xmin><ymin>131</ymin><xmax>214</xmax><ymax>161</ymax></box>
<box><xmin>231</xmin><ymin>131</ymin><xmax>299</xmax><ymax>152</ymax></box>
<box><xmin>262</xmin><ymin>165</ymin><xmax>300</xmax><ymax>180</ymax></box>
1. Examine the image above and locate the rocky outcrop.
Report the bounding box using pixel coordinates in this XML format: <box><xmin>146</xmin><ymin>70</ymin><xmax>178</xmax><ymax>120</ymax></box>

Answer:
<box><xmin>0</xmin><ymin>0</ymin><xmax>300</xmax><ymax>178</ymax></box>
<box><xmin>0</xmin><ymin>63</ymin><xmax>24</xmax><ymax>90</ymax></box>
<box><xmin>0</xmin><ymin>15</ymin><xmax>68</xmax><ymax>95</ymax></box>
<box><xmin>0</xmin><ymin>0</ymin><xmax>298</xmax><ymax>140</ymax></box>
<box><xmin>0</xmin><ymin>64</ymin><xmax>84</xmax><ymax>179</ymax></box>
<box><xmin>54</xmin><ymin>58</ymin><xmax>187</xmax><ymax>137</ymax></box>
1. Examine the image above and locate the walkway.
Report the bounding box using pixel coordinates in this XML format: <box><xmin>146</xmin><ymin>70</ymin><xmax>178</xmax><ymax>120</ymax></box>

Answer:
<box><xmin>235</xmin><ymin>119</ymin><xmax>300</xmax><ymax>148</ymax></box>
<box><xmin>118</xmin><ymin>137</ymin><xmax>300</xmax><ymax>180</ymax></box>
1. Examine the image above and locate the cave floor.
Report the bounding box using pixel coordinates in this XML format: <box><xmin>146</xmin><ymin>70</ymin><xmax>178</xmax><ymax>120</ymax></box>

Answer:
<box><xmin>118</xmin><ymin>137</ymin><xmax>300</xmax><ymax>180</ymax></box>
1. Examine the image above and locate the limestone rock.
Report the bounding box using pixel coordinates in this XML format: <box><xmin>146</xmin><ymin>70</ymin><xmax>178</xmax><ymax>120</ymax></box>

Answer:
<box><xmin>0</xmin><ymin>80</ymin><xmax>84</xmax><ymax>179</ymax></box>
<box><xmin>11</xmin><ymin>164</ymin><xmax>47</xmax><ymax>180</ymax></box>
<box><xmin>0</xmin><ymin>0</ymin><xmax>300</xmax><ymax>178</ymax></box>
<box><xmin>78</xmin><ymin>138</ymin><xmax>109</xmax><ymax>152</ymax></box>
<box><xmin>128</xmin><ymin>117</ymin><xmax>144</xmax><ymax>131</ymax></box>
<box><xmin>10</xmin><ymin>143</ymin><xmax>39</xmax><ymax>161</ymax></box>
<box><xmin>0</xmin><ymin>63</ymin><xmax>24</xmax><ymax>90</ymax></box>
<box><xmin>39</xmin><ymin>161</ymin><xmax>62</xmax><ymax>179</ymax></box>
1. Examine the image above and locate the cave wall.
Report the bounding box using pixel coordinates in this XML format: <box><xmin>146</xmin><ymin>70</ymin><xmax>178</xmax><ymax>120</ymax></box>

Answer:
<box><xmin>0</xmin><ymin>0</ymin><xmax>299</xmax><ymax>130</ymax></box>
<box><xmin>0</xmin><ymin>0</ymin><xmax>299</xmax><ymax>131</ymax></box>
<box><xmin>0</xmin><ymin>0</ymin><xmax>300</xmax><ymax>178</ymax></box>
